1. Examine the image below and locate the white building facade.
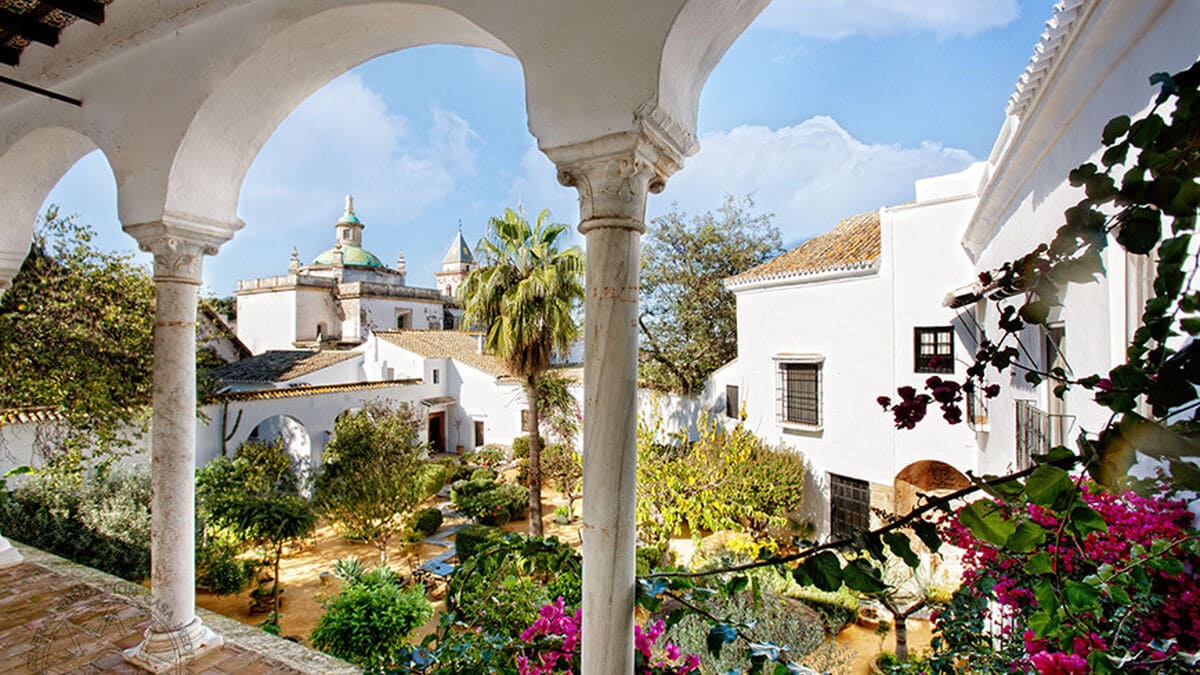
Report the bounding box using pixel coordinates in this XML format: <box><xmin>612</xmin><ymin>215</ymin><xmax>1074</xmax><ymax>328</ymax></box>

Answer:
<box><xmin>236</xmin><ymin>196</ymin><xmax>467</xmax><ymax>354</ymax></box>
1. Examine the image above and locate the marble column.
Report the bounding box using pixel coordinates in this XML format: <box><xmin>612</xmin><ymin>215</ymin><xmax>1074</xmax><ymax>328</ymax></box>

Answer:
<box><xmin>0</xmin><ymin>263</ymin><xmax>25</xmax><ymax>569</ymax></box>
<box><xmin>550</xmin><ymin>128</ymin><xmax>683</xmax><ymax>675</ymax></box>
<box><xmin>124</xmin><ymin>222</ymin><xmax>228</xmax><ymax>673</ymax></box>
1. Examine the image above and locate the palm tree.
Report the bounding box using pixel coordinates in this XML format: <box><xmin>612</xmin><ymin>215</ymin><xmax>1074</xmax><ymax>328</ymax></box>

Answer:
<box><xmin>459</xmin><ymin>207</ymin><xmax>584</xmax><ymax>536</ymax></box>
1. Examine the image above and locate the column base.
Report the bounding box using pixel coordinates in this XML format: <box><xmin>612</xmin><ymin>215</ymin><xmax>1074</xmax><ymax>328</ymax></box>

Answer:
<box><xmin>0</xmin><ymin>537</ymin><xmax>23</xmax><ymax>569</ymax></box>
<box><xmin>124</xmin><ymin>617</ymin><xmax>224</xmax><ymax>673</ymax></box>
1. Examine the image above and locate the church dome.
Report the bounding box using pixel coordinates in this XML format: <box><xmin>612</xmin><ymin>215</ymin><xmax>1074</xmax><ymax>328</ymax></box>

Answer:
<box><xmin>311</xmin><ymin>195</ymin><xmax>385</xmax><ymax>268</ymax></box>
<box><xmin>312</xmin><ymin>244</ymin><xmax>384</xmax><ymax>268</ymax></box>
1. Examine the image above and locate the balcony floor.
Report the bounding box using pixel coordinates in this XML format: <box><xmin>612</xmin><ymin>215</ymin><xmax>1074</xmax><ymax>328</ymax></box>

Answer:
<box><xmin>0</xmin><ymin>544</ymin><xmax>358</xmax><ymax>674</ymax></box>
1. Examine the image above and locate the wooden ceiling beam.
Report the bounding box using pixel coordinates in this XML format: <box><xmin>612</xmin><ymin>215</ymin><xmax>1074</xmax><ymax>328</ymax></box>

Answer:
<box><xmin>0</xmin><ymin>9</ymin><xmax>59</xmax><ymax>47</ymax></box>
<box><xmin>38</xmin><ymin>0</ymin><xmax>105</xmax><ymax>25</ymax></box>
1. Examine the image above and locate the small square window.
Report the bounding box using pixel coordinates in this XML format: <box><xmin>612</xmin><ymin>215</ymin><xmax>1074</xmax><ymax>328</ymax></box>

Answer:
<box><xmin>725</xmin><ymin>385</ymin><xmax>740</xmax><ymax>418</ymax></box>
<box><xmin>777</xmin><ymin>361</ymin><xmax>821</xmax><ymax>426</ymax></box>
<box><xmin>830</xmin><ymin>474</ymin><xmax>870</xmax><ymax>539</ymax></box>
<box><xmin>914</xmin><ymin>326</ymin><xmax>954</xmax><ymax>373</ymax></box>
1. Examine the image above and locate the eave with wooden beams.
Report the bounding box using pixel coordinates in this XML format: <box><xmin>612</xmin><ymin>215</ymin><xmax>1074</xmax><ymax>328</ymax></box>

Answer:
<box><xmin>0</xmin><ymin>0</ymin><xmax>108</xmax><ymax>67</ymax></box>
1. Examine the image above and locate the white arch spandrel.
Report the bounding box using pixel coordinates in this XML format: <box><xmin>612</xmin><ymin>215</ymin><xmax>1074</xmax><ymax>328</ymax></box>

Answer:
<box><xmin>159</xmin><ymin>2</ymin><xmax>514</xmax><ymax>233</ymax></box>
<box><xmin>0</xmin><ymin>127</ymin><xmax>109</xmax><ymax>289</ymax></box>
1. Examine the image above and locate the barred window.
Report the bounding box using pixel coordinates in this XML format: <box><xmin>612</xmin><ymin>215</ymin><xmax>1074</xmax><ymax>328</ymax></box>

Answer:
<box><xmin>914</xmin><ymin>326</ymin><xmax>954</xmax><ymax>373</ymax></box>
<box><xmin>725</xmin><ymin>385</ymin><xmax>739</xmax><ymax>419</ymax></box>
<box><xmin>777</xmin><ymin>361</ymin><xmax>821</xmax><ymax>426</ymax></box>
<box><xmin>830</xmin><ymin>474</ymin><xmax>870</xmax><ymax>539</ymax></box>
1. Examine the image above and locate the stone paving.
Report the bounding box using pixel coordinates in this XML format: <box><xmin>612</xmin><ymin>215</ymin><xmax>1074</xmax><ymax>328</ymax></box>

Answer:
<box><xmin>0</xmin><ymin>546</ymin><xmax>358</xmax><ymax>674</ymax></box>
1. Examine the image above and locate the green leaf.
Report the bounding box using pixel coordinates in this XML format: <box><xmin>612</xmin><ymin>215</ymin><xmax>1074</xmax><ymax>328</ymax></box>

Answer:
<box><xmin>1117</xmin><ymin>207</ymin><xmax>1162</xmax><ymax>254</ymax></box>
<box><xmin>1028</xmin><ymin>609</ymin><xmax>1058</xmax><ymax>638</ymax></box>
<box><xmin>959</xmin><ymin>500</ymin><xmax>1016</xmax><ymax>547</ymax></box>
<box><xmin>1107</xmin><ymin>583</ymin><xmax>1130</xmax><ymax>605</ymax></box>
<box><xmin>1019</xmin><ymin>300</ymin><xmax>1050</xmax><ymax>326</ymax></box>
<box><xmin>1033</xmin><ymin>579</ymin><xmax>1059</xmax><ymax>613</ymax></box>
<box><xmin>841</xmin><ymin>559</ymin><xmax>887</xmax><ymax>594</ymax></box>
<box><xmin>1070</xmin><ymin>505</ymin><xmax>1109</xmax><ymax>537</ymax></box>
<box><xmin>1025</xmin><ymin>551</ymin><xmax>1053</xmax><ymax>576</ymax></box>
<box><xmin>884</xmin><ymin>532</ymin><xmax>920</xmax><ymax>569</ymax></box>
<box><xmin>1064</xmin><ymin>580</ymin><xmax>1101</xmax><ymax>609</ymax></box>
<box><xmin>1006</xmin><ymin>521</ymin><xmax>1047</xmax><ymax>553</ymax></box>
<box><xmin>1101</xmin><ymin>115</ymin><xmax>1131</xmax><ymax>144</ymax></box>
<box><xmin>1024</xmin><ymin>465</ymin><xmax>1075</xmax><ymax>509</ymax></box>
<box><xmin>804</xmin><ymin>552</ymin><xmax>844</xmax><ymax>593</ymax></box>
<box><xmin>912</xmin><ymin>520</ymin><xmax>942</xmax><ymax>553</ymax></box>
<box><xmin>726</xmin><ymin>575</ymin><xmax>749</xmax><ymax>595</ymax></box>
<box><xmin>706</xmin><ymin>624</ymin><xmax>738</xmax><ymax>657</ymax></box>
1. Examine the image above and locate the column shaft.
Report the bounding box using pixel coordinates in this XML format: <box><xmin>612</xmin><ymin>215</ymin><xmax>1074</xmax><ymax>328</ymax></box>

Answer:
<box><xmin>581</xmin><ymin>223</ymin><xmax>642</xmax><ymax>675</ymax></box>
<box><xmin>149</xmin><ymin>277</ymin><xmax>199</xmax><ymax>631</ymax></box>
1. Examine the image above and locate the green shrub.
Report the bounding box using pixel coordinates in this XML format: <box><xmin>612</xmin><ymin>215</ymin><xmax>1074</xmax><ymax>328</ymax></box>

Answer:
<box><xmin>447</xmin><ymin>534</ymin><xmax>582</xmax><ymax>641</ymax></box>
<box><xmin>454</xmin><ymin>524</ymin><xmax>504</xmax><ymax>562</ymax></box>
<box><xmin>0</xmin><ymin>466</ymin><xmax>151</xmax><ymax>581</ymax></box>
<box><xmin>464</xmin><ymin>444</ymin><xmax>506</xmax><ymax>468</ymax></box>
<box><xmin>424</xmin><ymin>460</ymin><xmax>453</xmax><ymax>493</ymax></box>
<box><xmin>456</xmin><ymin>483</ymin><xmax>529</xmax><ymax>525</ymax></box>
<box><xmin>196</xmin><ymin>536</ymin><xmax>253</xmax><ymax>595</ymax></box>
<box><xmin>449</xmin><ymin>463</ymin><xmax>478</xmax><ymax>483</ymax></box>
<box><xmin>310</xmin><ymin>567</ymin><xmax>432</xmax><ymax>667</ymax></box>
<box><xmin>410</xmin><ymin>507</ymin><xmax>443</xmax><ymax>538</ymax></box>
<box><xmin>661</xmin><ymin>590</ymin><xmax>841</xmax><ymax>674</ymax></box>
<box><xmin>450</xmin><ymin>477</ymin><xmax>494</xmax><ymax>504</ymax></box>
<box><xmin>635</xmin><ymin>545</ymin><xmax>665</xmax><ymax>575</ymax></box>
<box><xmin>786</xmin><ymin>584</ymin><xmax>860</xmax><ymax>633</ymax></box>
<box><xmin>469</xmin><ymin>467</ymin><xmax>497</xmax><ymax>482</ymax></box>
<box><xmin>510</xmin><ymin>435</ymin><xmax>548</xmax><ymax>461</ymax></box>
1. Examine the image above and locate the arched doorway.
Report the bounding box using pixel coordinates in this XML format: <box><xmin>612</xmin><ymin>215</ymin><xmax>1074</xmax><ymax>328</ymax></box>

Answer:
<box><xmin>893</xmin><ymin>460</ymin><xmax>970</xmax><ymax>516</ymax></box>
<box><xmin>244</xmin><ymin>414</ymin><xmax>313</xmax><ymax>484</ymax></box>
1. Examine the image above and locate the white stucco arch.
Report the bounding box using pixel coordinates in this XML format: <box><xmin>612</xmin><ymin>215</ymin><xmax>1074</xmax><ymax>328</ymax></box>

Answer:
<box><xmin>159</xmin><ymin>2</ymin><xmax>515</xmax><ymax>231</ymax></box>
<box><xmin>0</xmin><ymin>126</ymin><xmax>111</xmax><ymax>286</ymax></box>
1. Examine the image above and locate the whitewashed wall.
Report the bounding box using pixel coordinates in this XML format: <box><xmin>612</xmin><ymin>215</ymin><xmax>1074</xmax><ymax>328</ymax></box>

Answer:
<box><xmin>964</xmin><ymin>1</ymin><xmax>1200</xmax><ymax>474</ymax></box>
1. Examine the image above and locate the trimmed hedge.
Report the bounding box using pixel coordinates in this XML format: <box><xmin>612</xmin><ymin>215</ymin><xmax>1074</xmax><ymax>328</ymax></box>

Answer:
<box><xmin>454</xmin><ymin>524</ymin><xmax>504</xmax><ymax>562</ymax></box>
<box><xmin>410</xmin><ymin>507</ymin><xmax>443</xmax><ymax>538</ymax></box>
<box><xmin>456</xmin><ymin>483</ymin><xmax>529</xmax><ymax>526</ymax></box>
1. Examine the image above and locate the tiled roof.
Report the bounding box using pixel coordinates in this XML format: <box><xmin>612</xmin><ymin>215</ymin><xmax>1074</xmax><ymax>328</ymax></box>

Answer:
<box><xmin>211</xmin><ymin>379</ymin><xmax>419</xmax><ymax>403</ymax></box>
<box><xmin>206</xmin><ymin>350</ymin><xmax>360</xmax><ymax>384</ymax></box>
<box><xmin>1006</xmin><ymin>0</ymin><xmax>1091</xmax><ymax>118</ymax></box>
<box><xmin>375</xmin><ymin>330</ymin><xmax>583</xmax><ymax>382</ymax></box>
<box><xmin>0</xmin><ymin>406</ymin><xmax>66</xmax><ymax>426</ymax></box>
<box><xmin>376</xmin><ymin>330</ymin><xmax>509</xmax><ymax>377</ymax></box>
<box><xmin>725</xmin><ymin>210</ymin><xmax>881</xmax><ymax>287</ymax></box>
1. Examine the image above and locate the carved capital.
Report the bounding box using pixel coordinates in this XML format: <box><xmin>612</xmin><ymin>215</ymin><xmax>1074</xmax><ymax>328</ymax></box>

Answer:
<box><xmin>545</xmin><ymin>124</ymin><xmax>687</xmax><ymax>233</ymax></box>
<box><xmin>124</xmin><ymin>213</ymin><xmax>239</xmax><ymax>284</ymax></box>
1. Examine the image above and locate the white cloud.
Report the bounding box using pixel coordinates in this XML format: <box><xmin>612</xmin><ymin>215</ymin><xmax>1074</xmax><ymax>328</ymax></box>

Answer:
<box><xmin>756</xmin><ymin>0</ymin><xmax>1020</xmax><ymax>39</ymax></box>
<box><xmin>238</xmin><ymin>73</ymin><xmax>479</xmax><ymax>244</ymax></box>
<box><xmin>654</xmin><ymin>117</ymin><xmax>975</xmax><ymax>243</ymax></box>
<box><xmin>507</xmin><ymin>117</ymin><xmax>974</xmax><ymax>249</ymax></box>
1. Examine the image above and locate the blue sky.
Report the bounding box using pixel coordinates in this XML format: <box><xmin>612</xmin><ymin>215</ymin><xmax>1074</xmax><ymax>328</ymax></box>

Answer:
<box><xmin>43</xmin><ymin>0</ymin><xmax>1053</xmax><ymax>297</ymax></box>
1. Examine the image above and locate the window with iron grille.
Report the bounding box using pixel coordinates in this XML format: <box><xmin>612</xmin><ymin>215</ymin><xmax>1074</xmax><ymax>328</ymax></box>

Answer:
<box><xmin>777</xmin><ymin>361</ymin><xmax>821</xmax><ymax>426</ymax></box>
<box><xmin>830</xmin><ymin>474</ymin><xmax>870</xmax><ymax>539</ymax></box>
<box><xmin>725</xmin><ymin>385</ymin><xmax>739</xmax><ymax>419</ymax></box>
<box><xmin>1015</xmin><ymin>399</ymin><xmax>1048</xmax><ymax>470</ymax></box>
<box><xmin>914</xmin><ymin>326</ymin><xmax>954</xmax><ymax>373</ymax></box>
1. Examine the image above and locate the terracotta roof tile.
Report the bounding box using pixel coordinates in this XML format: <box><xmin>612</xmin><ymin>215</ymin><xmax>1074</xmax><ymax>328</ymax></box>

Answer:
<box><xmin>211</xmin><ymin>379</ymin><xmax>419</xmax><ymax>402</ymax></box>
<box><xmin>376</xmin><ymin>330</ymin><xmax>510</xmax><ymax>378</ymax></box>
<box><xmin>206</xmin><ymin>350</ymin><xmax>360</xmax><ymax>384</ymax></box>
<box><xmin>726</xmin><ymin>210</ymin><xmax>881</xmax><ymax>286</ymax></box>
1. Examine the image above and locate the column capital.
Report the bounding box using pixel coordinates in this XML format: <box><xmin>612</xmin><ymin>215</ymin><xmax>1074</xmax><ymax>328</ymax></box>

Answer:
<box><xmin>544</xmin><ymin>112</ymin><xmax>690</xmax><ymax>233</ymax></box>
<box><xmin>124</xmin><ymin>212</ymin><xmax>240</xmax><ymax>284</ymax></box>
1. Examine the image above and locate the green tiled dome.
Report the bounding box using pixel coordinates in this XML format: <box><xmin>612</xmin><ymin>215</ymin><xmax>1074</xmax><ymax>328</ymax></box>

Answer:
<box><xmin>313</xmin><ymin>244</ymin><xmax>384</xmax><ymax>268</ymax></box>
